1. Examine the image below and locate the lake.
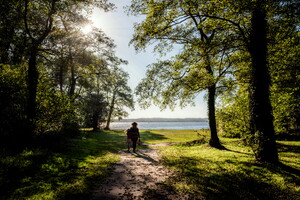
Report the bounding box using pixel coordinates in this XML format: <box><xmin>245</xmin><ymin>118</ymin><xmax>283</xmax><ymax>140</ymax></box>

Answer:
<box><xmin>110</xmin><ymin>121</ymin><xmax>209</xmax><ymax>130</ymax></box>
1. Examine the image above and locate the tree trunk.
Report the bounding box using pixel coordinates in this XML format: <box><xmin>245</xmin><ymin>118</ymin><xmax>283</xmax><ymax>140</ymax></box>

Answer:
<box><xmin>249</xmin><ymin>1</ymin><xmax>278</xmax><ymax>163</ymax></box>
<box><xmin>59</xmin><ymin>63</ymin><xmax>64</xmax><ymax>92</ymax></box>
<box><xmin>104</xmin><ymin>110</ymin><xmax>112</xmax><ymax>130</ymax></box>
<box><xmin>92</xmin><ymin>112</ymin><xmax>100</xmax><ymax>131</ymax></box>
<box><xmin>24</xmin><ymin>0</ymin><xmax>55</xmax><ymax>139</ymax></box>
<box><xmin>69</xmin><ymin>75</ymin><xmax>76</xmax><ymax>97</ymax></box>
<box><xmin>27</xmin><ymin>47</ymin><xmax>39</xmax><ymax>136</ymax></box>
<box><xmin>207</xmin><ymin>84</ymin><xmax>223</xmax><ymax>149</ymax></box>
<box><xmin>104</xmin><ymin>91</ymin><xmax>116</xmax><ymax>130</ymax></box>
<box><xmin>69</xmin><ymin>52</ymin><xmax>76</xmax><ymax>97</ymax></box>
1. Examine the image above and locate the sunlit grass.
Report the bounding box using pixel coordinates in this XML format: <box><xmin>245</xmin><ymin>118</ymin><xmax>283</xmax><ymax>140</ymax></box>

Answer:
<box><xmin>277</xmin><ymin>141</ymin><xmax>300</xmax><ymax>169</ymax></box>
<box><xmin>157</xmin><ymin>138</ymin><xmax>300</xmax><ymax>199</ymax></box>
<box><xmin>139</xmin><ymin>129</ymin><xmax>209</xmax><ymax>144</ymax></box>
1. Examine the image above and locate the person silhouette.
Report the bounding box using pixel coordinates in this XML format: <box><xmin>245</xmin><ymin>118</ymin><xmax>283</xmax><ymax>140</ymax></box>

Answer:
<box><xmin>125</xmin><ymin>122</ymin><xmax>140</xmax><ymax>153</ymax></box>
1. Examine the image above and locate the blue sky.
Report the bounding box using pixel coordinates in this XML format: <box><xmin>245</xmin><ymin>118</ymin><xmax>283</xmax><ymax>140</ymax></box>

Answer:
<box><xmin>89</xmin><ymin>0</ymin><xmax>207</xmax><ymax>119</ymax></box>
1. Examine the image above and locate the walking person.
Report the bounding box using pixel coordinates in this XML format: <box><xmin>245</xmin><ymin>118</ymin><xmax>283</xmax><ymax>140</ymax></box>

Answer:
<box><xmin>125</xmin><ymin>122</ymin><xmax>140</xmax><ymax>153</ymax></box>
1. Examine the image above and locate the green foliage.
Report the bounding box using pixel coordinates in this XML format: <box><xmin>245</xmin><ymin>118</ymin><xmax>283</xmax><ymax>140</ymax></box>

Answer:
<box><xmin>0</xmin><ymin>64</ymin><xmax>28</xmax><ymax>150</ymax></box>
<box><xmin>216</xmin><ymin>0</ymin><xmax>300</xmax><ymax>140</ymax></box>
<box><xmin>0</xmin><ymin>0</ymin><xmax>27</xmax><ymax>64</ymax></box>
<box><xmin>0</xmin><ymin>0</ymin><xmax>134</xmax><ymax>151</ymax></box>
<box><xmin>79</xmin><ymin>93</ymin><xmax>108</xmax><ymax>130</ymax></box>
<box><xmin>216</xmin><ymin>86</ymin><xmax>251</xmax><ymax>138</ymax></box>
<box><xmin>272</xmin><ymin>91</ymin><xmax>299</xmax><ymax>134</ymax></box>
<box><xmin>103</xmin><ymin>66</ymin><xmax>134</xmax><ymax>128</ymax></box>
<box><xmin>35</xmin><ymin>79</ymin><xmax>78</xmax><ymax>135</ymax></box>
<box><xmin>269</xmin><ymin>27</ymin><xmax>300</xmax><ymax>134</ymax></box>
<box><xmin>48</xmin><ymin>25</ymin><xmax>118</xmax><ymax>97</ymax></box>
<box><xmin>129</xmin><ymin>0</ymin><xmax>242</xmax><ymax>148</ymax></box>
<box><xmin>130</xmin><ymin>0</ymin><xmax>236</xmax><ymax>110</ymax></box>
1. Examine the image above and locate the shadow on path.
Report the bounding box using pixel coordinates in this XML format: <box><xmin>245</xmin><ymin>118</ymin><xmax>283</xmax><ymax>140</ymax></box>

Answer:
<box><xmin>92</xmin><ymin>147</ymin><xmax>186</xmax><ymax>200</ymax></box>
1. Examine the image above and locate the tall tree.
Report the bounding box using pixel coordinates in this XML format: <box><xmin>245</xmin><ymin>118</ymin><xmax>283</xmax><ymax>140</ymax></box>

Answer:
<box><xmin>217</xmin><ymin>0</ymin><xmax>299</xmax><ymax>149</ymax></box>
<box><xmin>104</xmin><ymin>66</ymin><xmax>134</xmax><ymax>130</ymax></box>
<box><xmin>21</xmin><ymin>0</ymin><xmax>115</xmax><ymax>135</ymax></box>
<box><xmin>24</xmin><ymin>0</ymin><xmax>57</xmax><ymax>135</ymax></box>
<box><xmin>1</xmin><ymin>0</ymin><xmax>138</xmax><ymax>146</ymax></box>
<box><xmin>247</xmin><ymin>0</ymin><xmax>278</xmax><ymax>162</ymax></box>
<box><xmin>129</xmin><ymin>0</ymin><xmax>237</xmax><ymax>148</ymax></box>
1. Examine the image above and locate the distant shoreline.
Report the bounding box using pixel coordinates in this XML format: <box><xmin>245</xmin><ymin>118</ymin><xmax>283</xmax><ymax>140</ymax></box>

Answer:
<box><xmin>116</xmin><ymin>118</ymin><xmax>208</xmax><ymax>122</ymax></box>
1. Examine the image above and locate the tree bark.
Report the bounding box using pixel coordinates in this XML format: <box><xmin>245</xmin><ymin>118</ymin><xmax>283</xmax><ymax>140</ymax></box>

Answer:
<box><xmin>104</xmin><ymin>91</ymin><xmax>116</xmax><ymax>130</ymax></box>
<box><xmin>59</xmin><ymin>63</ymin><xmax>64</xmax><ymax>92</ymax></box>
<box><xmin>69</xmin><ymin>71</ymin><xmax>76</xmax><ymax>97</ymax></box>
<box><xmin>207</xmin><ymin>84</ymin><xmax>223</xmax><ymax>149</ymax></box>
<box><xmin>68</xmin><ymin>50</ymin><xmax>76</xmax><ymax>97</ymax></box>
<box><xmin>249</xmin><ymin>1</ymin><xmax>278</xmax><ymax>163</ymax></box>
<box><xmin>92</xmin><ymin>112</ymin><xmax>100</xmax><ymax>131</ymax></box>
<box><xmin>27</xmin><ymin>46</ymin><xmax>39</xmax><ymax>136</ymax></box>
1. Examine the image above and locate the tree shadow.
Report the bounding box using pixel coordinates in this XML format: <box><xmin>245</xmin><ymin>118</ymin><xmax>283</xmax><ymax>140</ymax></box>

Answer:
<box><xmin>0</xmin><ymin>130</ymin><xmax>126</xmax><ymax>200</ymax></box>
<box><xmin>277</xmin><ymin>142</ymin><xmax>300</xmax><ymax>153</ymax></box>
<box><xmin>225</xmin><ymin>148</ymin><xmax>253</xmax><ymax>156</ymax></box>
<box><xmin>160</xmin><ymin>156</ymin><xmax>300</xmax><ymax>200</ymax></box>
<box><xmin>140</xmin><ymin>131</ymin><xmax>169</xmax><ymax>142</ymax></box>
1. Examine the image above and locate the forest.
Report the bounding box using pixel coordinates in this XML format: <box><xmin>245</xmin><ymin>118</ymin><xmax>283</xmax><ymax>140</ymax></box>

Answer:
<box><xmin>0</xmin><ymin>0</ymin><xmax>134</xmax><ymax>152</ymax></box>
<box><xmin>0</xmin><ymin>0</ymin><xmax>299</xmax><ymax>199</ymax></box>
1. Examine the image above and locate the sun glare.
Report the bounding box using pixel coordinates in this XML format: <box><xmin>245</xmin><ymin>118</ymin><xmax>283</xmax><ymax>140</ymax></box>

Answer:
<box><xmin>89</xmin><ymin>9</ymin><xmax>112</xmax><ymax>34</ymax></box>
<box><xmin>81</xmin><ymin>24</ymin><xmax>93</xmax><ymax>34</ymax></box>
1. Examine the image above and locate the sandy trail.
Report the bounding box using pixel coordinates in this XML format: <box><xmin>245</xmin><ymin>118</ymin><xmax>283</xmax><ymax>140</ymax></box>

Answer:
<box><xmin>92</xmin><ymin>145</ymin><xmax>188</xmax><ymax>200</ymax></box>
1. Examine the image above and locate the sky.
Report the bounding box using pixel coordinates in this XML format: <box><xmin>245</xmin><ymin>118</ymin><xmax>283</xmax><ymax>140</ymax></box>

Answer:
<box><xmin>88</xmin><ymin>0</ymin><xmax>208</xmax><ymax>119</ymax></box>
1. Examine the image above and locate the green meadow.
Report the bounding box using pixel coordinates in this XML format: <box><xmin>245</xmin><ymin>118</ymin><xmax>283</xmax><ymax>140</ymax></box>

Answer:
<box><xmin>0</xmin><ymin>130</ymin><xmax>299</xmax><ymax>199</ymax></box>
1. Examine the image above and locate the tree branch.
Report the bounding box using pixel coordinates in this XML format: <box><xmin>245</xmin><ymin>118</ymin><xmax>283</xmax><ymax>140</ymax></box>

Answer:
<box><xmin>24</xmin><ymin>0</ymin><xmax>34</xmax><ymax>41</ymax></box>
<box><xmin>202</xmin><ymin>14</ymin><xmax>250</xmax><ymax>50</ymax></box>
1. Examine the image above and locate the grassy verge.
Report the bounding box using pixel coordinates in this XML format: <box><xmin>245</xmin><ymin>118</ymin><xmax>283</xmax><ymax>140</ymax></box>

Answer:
<box><xmin>139</xmin><ymin>129</ymin><xmax>209</xmax><ymax>144</ymax></box>
<box><xmin>145</xmin><ymin>130</ymin><xmax>300</xmax><ymax>200</ymax></box>
<box><xmin>0</xmin><ymin>130</ymin><xmax>126</xmax><ymax>200</ymax></box>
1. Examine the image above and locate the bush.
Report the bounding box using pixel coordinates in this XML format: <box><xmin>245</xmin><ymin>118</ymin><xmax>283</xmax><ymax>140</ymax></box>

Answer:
<box><xmin>36</xmin><ymin>82</ymin><xmax>80</xmax><ymax>137</ymax></box>
<box><xmin>0</xmin><ymin>64</ymin><xmax>28</xmax><ymax>151</ymax></box>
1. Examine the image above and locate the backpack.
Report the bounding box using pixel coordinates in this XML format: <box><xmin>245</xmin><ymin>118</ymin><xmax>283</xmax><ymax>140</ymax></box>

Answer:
<box><xmin>127</xmin><ymin>128</ymin><xmax>139</xmax><ymax>139</ymax></box>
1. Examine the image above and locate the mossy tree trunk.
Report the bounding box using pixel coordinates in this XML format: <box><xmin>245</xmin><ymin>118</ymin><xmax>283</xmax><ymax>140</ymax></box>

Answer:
<box><xmin>249</xmin><ymin>1</ymin><xmax>278</xmax><ymax>163</ymax></box>
<box><xmin>27</xmin><ymin>46</ymin><xmax>39</xmax><ymax>137</ymax></box>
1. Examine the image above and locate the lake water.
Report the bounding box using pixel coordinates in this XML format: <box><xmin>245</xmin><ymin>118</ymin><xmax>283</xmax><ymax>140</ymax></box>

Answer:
<box><xmin>110</xmin><ymin>121</ymin><xmax>209</xmax><ymax>130</ymax></box>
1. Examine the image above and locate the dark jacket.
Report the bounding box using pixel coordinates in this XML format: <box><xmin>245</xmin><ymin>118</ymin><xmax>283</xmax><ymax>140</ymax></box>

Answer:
<box><xmin>127</xmin><ymin>127</ymin><xmax>140</xmax><ymax>140</ymax></box>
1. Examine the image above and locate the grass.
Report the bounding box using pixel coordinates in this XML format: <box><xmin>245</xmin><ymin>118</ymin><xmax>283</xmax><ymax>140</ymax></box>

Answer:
<box><xmin>154</xmin><ymin>135</ymin><xmax>300</xmax><ymax>199</ymax></box>
<box><xmin>139</xmin><ymin>129</ymin><xmax>209</xmax><ymax>144</ymax></box>
<box><xmin>1</xmin><ymin>129</ymin><xmax>299</xmax><ymax>200</ymax></box>
<box><xmin>0</xmin><ymin>130</ymin><xmax>127</xmax><ymax>200</ymax></box>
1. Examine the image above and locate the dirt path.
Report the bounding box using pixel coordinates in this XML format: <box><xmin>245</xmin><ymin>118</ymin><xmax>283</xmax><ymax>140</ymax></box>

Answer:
<box><xmin>92</xmin><ymin>145</ymin><xmax>188</xmax><ymax>200</ymax></box>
